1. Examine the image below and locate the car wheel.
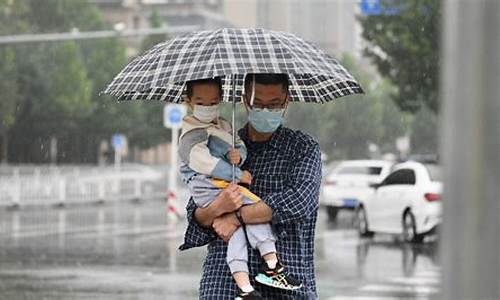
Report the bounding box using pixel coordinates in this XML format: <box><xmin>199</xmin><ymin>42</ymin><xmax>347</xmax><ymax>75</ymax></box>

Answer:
<box><xmin>356</xmin><ymin>206</ymin><xmax>374</xmax><ymax>237</ymax></box>
<box><xmin>326</xmin><ymin>206</ymin><xmax>339</xmax><ymax>222</ymax></box>
<box><xmin>402</xmin><ymin>211</ymin><xmax>424</xmax><ymax>243</ymax></box>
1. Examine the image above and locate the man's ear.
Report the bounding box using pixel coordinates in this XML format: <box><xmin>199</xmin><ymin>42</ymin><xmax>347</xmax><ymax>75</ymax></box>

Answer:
<box><xmin>283</xmin><ymin>94</ymin><xmax>290</xmax><ymax>118</ymax></box>
<box><xmin>241</xmin><ymin>94</ymin><xmax>249</xmax><ymax>112</ymax></box>
<box><xmin>284</xmin><ymin>93</ymin><xmax>290</xmax><ymax>108</ymax></box>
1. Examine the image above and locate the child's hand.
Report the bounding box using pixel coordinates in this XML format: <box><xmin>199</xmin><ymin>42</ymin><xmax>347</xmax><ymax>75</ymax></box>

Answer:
<box><xmin>228</xmin><ymin>148</ymin><xmax>241</xmax><ymax>165</ymax></box>
<box><xmin>240</xmin><ymin>170</ymin><xmax>252</xmax><ymax>185</ymax></box>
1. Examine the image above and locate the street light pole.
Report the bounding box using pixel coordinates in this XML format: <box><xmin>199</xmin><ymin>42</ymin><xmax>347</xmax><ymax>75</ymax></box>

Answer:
<box><xmin>0</xmin><ymin>26</ymin><xmax>199</xmax><ymax>45</ymax></box>
<box><xmin>441</xmin><ymin>1</ymin><xmax>500</xmax><ymax>298</ymax></box>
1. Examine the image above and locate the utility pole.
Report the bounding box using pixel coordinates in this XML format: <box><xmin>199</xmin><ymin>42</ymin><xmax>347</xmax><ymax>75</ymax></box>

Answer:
<box><xmin>441</xmin><ymin>1</ymin><xmax>500</xmax><ymax>298</ymax></box>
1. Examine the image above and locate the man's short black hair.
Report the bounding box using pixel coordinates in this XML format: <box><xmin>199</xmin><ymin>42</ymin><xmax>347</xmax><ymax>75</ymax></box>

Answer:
<box><xmin>244</xmin><ymin>73</ymin><xmax>289</xmax><ymax>92</ymax></box>
<box><xmin>185</xmin><ymin>77</ymin><xmax>222</xmax><ymax>98</ymax></box>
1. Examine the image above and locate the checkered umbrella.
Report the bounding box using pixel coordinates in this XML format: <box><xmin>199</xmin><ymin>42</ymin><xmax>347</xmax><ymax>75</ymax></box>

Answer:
<box><xmin>102</xmin><ymin>28</ymin><xmax>363</xmax><ymax>103</ymax></box>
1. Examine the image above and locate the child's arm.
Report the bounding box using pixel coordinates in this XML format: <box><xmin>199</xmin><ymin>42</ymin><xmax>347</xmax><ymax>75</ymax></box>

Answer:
<box><xmin>179</xmin><ymin>129</ymin><xmax>243</xmax><ymax>182</ymax></box>
<box><xmin>234</xmin><ymin>136</ymin><xmax>247</xmax><ymax>166</ymax></box>
<box><xmin>220</xmin><ymin>119</ymin><xmax>247</xmax><ymax>166</ymax></box>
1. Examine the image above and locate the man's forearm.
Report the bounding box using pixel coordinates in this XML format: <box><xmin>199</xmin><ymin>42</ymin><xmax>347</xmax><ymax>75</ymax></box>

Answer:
<box><xmin>192</xmin><ymin>184</ymin><xmax>243</xmax><ymax>227</ymax></box>
<box><xmin>194</xmin><ymin>205</ymin><xmax>221</xmax><ymax>228</ymax></box>
<box><xmin>240</xmin><ymin>201</ymin><xmax>273</xmax><ymax>224</ymax></box>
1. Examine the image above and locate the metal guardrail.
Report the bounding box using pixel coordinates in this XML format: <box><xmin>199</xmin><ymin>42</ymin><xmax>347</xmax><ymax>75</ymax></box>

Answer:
<box><xmin>0</xmin><ymin>164</ymin><xmax>174</xmax><ymax>207</ymax></box>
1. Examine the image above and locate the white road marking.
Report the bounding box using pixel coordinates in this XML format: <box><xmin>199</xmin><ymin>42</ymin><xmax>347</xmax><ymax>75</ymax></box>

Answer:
<box><xmin>413</xmin><ymin>270</ymin><xmax>441</xmax><ymax>278</ymax></box>
<box><xmin>389</xmin><ymin>277</ymin><xmax>440</xmax><ymax>285</ymax></box>
<box><xmin>328</xmin><ymin>297</ymin><xmax>409</xmax><ymax>300</ymax></box>
<box><xmin>1</xmin><ymin>223</ymin><xmax>125</xmax><ymax>238</ymax></box>
<box><xmin>360</xmin><ymin>284</ymin><xmax>439</xmax><ymax>294</ymax></box>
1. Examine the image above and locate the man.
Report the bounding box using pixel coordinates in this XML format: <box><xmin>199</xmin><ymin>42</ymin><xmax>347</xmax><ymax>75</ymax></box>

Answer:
<box><xmin>180</xmin><ymin>73</ymin><xmax>322</xmax><ymax>299</ymax></box>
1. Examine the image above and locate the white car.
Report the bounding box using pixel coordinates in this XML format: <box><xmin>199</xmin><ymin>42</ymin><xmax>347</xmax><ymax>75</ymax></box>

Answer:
<box><xmin>321</xmin><ymin>160</ymin><xmax>393</xmax><ymax>221</ymax></box>
<box><xmin>355</xmin><ymin>161</ymin><xmax>442</xmax><ymax>243</ymax></box>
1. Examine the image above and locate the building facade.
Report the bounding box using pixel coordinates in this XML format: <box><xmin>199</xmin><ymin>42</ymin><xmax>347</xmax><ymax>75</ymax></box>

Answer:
<box><xmin>223</xmin><ymin>0</ymin><xmax>363</xmax><ymax>58</ymax></box>
<box><xmin>89</xmin><ymin>0</ymin><xmax>228</xmax><ymax>55</ymax></box>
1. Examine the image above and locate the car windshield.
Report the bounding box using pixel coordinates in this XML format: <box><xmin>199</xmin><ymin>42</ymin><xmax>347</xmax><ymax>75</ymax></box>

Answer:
<box><xmin>425</xmin><ymin>164</ymin><xmax>442</xmax><ymax>181</ymax></box>
<box><xmin>337</xmin><ymin>166</ymin><xmax>383</xmax><ymax>176</ymax></box>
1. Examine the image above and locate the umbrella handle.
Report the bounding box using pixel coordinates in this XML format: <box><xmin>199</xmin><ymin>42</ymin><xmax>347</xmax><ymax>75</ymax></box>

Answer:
<box><xmin>232</xmin><ymin>74</ymin><xmax>236</xmax><ymax>183</ymax></box>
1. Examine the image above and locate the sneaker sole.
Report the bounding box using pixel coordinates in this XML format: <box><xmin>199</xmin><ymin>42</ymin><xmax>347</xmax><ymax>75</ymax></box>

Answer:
<box><xmin>255</xmin><ymin>273</ymin><xmax>302</xmax><ymax>291</ymax></box>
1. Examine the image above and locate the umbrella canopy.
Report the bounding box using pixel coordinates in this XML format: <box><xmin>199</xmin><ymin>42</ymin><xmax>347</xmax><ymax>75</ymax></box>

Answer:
<box><xmin>102</xmin><ymin>28</ymin><xmax>363</xmax><ymax>103</ymax></box>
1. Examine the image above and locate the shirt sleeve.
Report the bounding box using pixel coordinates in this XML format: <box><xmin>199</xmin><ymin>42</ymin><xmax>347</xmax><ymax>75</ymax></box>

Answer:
<box><xmin>261</xmin><ymin>142</ymin><xmax>322</xmax><ymax>226</ymax></box>
<box><xmin>178</xmin><ymin>197</ymin><xmax>217</xmax><ymax>251</ymax></box>
<box><xmin>235</xmin><ymin>136</ymin><xmax>248</xmax><ymax>167</ymax></box>
<box><xmin>179</xmin><ymin>129</ymin><xmax>243</xmax><ymax>181</ymax></box>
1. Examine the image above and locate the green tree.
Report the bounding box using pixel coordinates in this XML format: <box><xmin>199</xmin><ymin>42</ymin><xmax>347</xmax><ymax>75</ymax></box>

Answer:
<box><xmin>0</xmin><ymin>0</ymin><xmax>29</xmax><ymax>163</ymax></box>
<box><xmin>409</xmin><ymin>106</ymin><xmax>438</xmax><ymax>154</ymax></box>
<box><xmin>0</xmin><ymin>0</ymin><xmax>135</xmax><ymax>163</ymax></box>
<box><xmin>141</xmin><ymin>10</ymin><xmax>169</xmax><ymax>51</ymax></box>
<box><xmin>24</xmin><ymin>0</ymin><xmax>104</xmax><ymax>32</ymax></box>
<box><xmin>360</xmin><ymin>0</ymin><xmax>441</xmax><ymax>113</ymax></box>
<box><xmin>373</xmin><ymin>78</ymin><xmax>410</xmax><ymax>153</ymax></box>
<box><xmin>285</xmin><ymin>54</ymin><xmax>409</xmax><ymax>160</ymax></box>
<box><xmin>0</xmin><ymin>48</ymin><xmax>18</xmax><ymax>163</ymax></box>
<box><xmin>8</xmin><ymin>41</ymin><xmax>93</xmax><ymax>162</ymax></box>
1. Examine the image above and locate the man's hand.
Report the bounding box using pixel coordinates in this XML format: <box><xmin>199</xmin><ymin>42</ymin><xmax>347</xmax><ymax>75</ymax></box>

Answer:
<box><xmin>193</xmin><ymin>183</ymin><xmax>243</xmax><ymax>228</ymax></box>
<box><xmin>228</xmin><ymin>148</ymin><xmax>241</xmax><ymax>165</ymax></box>
<box><xmin>213</xmin><ymin>213</ymin><xmax>240</xmax><ymax>242</ymax></box>
<box><xmin>239</xmin><ymin>170</ymin><xmax>253</xmax><ymax>185</ymax></box>
<box><xmin>214</xmin><ymin>183</ymin><xmax>243</xmax><ymax>215</ymax></box>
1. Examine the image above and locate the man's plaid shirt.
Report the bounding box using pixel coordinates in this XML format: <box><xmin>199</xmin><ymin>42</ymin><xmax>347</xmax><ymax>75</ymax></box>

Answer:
<box><xmin>179</xmin><ymin>125</ymin><xmax>322</xmax><ymax>299</ymax></box>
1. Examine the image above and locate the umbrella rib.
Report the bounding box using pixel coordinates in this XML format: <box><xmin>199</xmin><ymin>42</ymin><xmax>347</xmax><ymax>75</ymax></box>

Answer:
<box><xmin>213</xmin><ymin>31</ymin><xmax>231</xmax><ymax>103</ymax></box>
<box><xmin>221</xmin><ymin>28</ymin><xmax>240</xmax><ymax>75</ymax></box>
<box><xmin>261</xmin><ymin>29</ymin><xmax>282</xmax><ymax>73</ymax></box>
<box><xmin>183</xmin><ymin>29</ymin><xmax>220</xmax><ymax>81</ymax></box>
<box><xmin>241</xmin><ymin>29</ymin><xmax>259</xmax><ymax>74</ymax></box>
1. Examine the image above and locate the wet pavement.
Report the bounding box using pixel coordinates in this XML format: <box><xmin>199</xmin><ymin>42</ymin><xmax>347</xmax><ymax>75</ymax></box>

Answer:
<box><xmin>0</xmin><ymin>199</ymin><xmax>441</xmax><ymax>299</ymax></box>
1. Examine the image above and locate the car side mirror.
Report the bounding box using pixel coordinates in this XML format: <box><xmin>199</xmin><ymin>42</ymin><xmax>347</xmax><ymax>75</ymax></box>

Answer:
<box><xmin>370</xmin><ymin>182</ymin><xmax>381</xmax><ymax>189</ymax></box>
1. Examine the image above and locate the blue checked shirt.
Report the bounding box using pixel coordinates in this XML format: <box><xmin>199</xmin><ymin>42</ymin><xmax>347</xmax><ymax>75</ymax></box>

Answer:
<box><xmin>179</xmin><ymin>125</ymin><xmax>322</xmax><ymax>299</ymax></box>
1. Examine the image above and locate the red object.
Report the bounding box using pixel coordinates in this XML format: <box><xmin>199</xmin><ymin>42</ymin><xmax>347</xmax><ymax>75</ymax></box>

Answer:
<box><xmin>424</xmin><ymin>193</ymin><xmax>441</xmax><ymax>202</ymax></box>
<box><xmin>167</xmin><ymin>191</ymin><xmax>177</xmax><ymax>213</ymax></box>
<box><xmin>325</xmin><ymin>180</ymin><xmax>337</xmax><ymax>186</ymax></box>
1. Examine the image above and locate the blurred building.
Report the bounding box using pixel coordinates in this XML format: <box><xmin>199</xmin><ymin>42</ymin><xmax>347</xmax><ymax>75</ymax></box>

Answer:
<box><xmin>89</xmin><ymin>0</ymin><xmax>226</xmax><ymax>29</ymax></box>
<box><xmin>90</xmin><ymin>0</ymin><xmax>363</xmax><ymax>58</ymax></box>
<box><xmin>88</xmin><ymin>0</ymin><xmax>228</xmax><ymax>55</ymax></box>
<box><xmin>223</xmin><ymin>0</ymin><xmax>363</xmax><ymax>58</ymax></box>
<box><xmin>133</xmin><ymin>142</ymin><xmax>172</xmax><ymax>164</ymax></box>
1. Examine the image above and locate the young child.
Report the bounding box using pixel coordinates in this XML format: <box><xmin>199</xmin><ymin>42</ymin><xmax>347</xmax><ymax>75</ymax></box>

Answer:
<box><xmin>178</xmin><ymin>77</ymin><xmax>302</xmax><ymax>299</ymax></box>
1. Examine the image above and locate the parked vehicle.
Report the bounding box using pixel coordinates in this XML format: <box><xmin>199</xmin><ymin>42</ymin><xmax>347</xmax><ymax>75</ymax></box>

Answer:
<box><xmin>321</xmin><ymin>160</ymin><xmax>393</xmax><ymax>222</ymax></box>
<box><xmin>355</xmin><ymin>161</ymin><xmax>442</xmax><ymax>243</ymax></box>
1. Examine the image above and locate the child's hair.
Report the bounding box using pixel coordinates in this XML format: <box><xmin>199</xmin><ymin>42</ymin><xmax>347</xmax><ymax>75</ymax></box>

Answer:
<box><xmin>185</xmin><ymin>77</ymin><xmax>223</xmax><ymax>98</ymax></box>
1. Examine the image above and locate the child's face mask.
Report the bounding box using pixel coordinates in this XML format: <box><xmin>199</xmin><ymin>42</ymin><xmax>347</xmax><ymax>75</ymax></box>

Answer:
<box><xmin>193</xmin><ymin>104</ymin><xmax>219</xmax><ymax>123</ymax></box>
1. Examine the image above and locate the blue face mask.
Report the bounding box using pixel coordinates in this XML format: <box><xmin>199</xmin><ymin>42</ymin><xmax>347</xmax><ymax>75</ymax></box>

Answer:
<box><xmin>248</xmin><ymin>108</ymin><xmax>285</xmax><ymax>133</ymax></box>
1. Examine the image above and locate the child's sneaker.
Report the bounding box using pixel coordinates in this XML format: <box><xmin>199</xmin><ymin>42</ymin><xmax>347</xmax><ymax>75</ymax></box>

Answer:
<box><xmin>235</xmin><ymin>288</ymin><xmax>265</xmax><ymax>300</ymax></box>
<box><xmin>255</xmin><ymin>261</ymin><xmax>302</xmax><ymax>290</ymax></box>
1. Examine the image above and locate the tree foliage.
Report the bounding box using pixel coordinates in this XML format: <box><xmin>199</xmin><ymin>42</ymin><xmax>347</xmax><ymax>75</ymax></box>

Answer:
<box><xmin>360</xmin><ymin>0</ymin><xmax>441</xmax><ymax>113</ymax></box>
<box><xmin>409</xmin><ymin>106</ymin><xmax>438</xmax><ymax>154</ymax></box>
<box><xmin>285</xmin><ymin>54</ymin><xmax>409</xmax><ymax>160</ymax></box>
<box><xmin>0</xmin><ymin>0</ymin><xmax>159</xmax><ymax>163</ymax></box>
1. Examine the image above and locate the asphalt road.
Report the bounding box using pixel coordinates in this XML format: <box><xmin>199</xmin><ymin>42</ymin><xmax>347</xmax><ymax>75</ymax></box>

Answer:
<box><xmin>0</xmin><ymin>200</ymin><xmax>441</xmax><ymax>299</ymax></box>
